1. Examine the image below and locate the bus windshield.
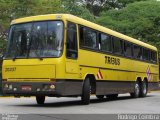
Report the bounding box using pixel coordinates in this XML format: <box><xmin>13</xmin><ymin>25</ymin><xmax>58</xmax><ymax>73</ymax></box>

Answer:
<box><xmin>5</xmin><ymin>21</ymin><xmax>63</xmax><ymax>59</ymax></box>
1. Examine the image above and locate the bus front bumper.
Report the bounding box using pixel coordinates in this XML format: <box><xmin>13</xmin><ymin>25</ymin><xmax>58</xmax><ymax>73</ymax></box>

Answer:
<box><xmin>2</xmin><ymin>80</ymin><xmax>82</xmax><ymax>97</ymax></box>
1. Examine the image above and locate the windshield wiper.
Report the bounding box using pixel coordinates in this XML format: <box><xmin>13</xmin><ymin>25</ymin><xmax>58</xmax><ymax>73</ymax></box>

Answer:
<box><xmin>27</xmin><ymin>38</ymin><xmax>43</xmax><ymax>60</ymax></box>
<box><xmin>12</xmin><ymin>56</ymin><xmax>16</xmax><ymax>61</ymax></box>
<box><xmin>35</xmin><ymin>50</ymin><xmax>43</xmax><ymax>60</ymax></box>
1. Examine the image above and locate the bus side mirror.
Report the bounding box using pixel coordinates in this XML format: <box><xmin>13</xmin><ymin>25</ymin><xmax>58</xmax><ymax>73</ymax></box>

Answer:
<box><xmin>0</xmin><ymin>52</ymin><xmax>5</xmax><ymax>59</ymax></box>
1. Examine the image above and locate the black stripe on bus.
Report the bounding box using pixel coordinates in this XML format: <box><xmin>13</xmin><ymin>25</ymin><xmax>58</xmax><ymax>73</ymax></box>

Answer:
<box><xmin>80</xmin><ymin>64</ymin><xmax>159</xmax><ymax>75</ymax></box>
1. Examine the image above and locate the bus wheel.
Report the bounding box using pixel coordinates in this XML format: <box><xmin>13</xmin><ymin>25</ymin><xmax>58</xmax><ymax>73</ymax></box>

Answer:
<box><xmin>36</xmin><ymin>96</ymin><xmax>45</xmax><ymax>105</ymax></box>
<box><xmin>130</xmin><ymin>81</ymin><xmax>140</xmax><ymax>98</ymax></box>
<box><xmin>140</xmin><ymin>80</ymin><xmax>148</xmax><ymax>97</ymax></box>
<box><xmin>106</xmin><ymin>94</ymin><xmax>118</xmax><ymax>99</ymax></box>
<box><xmin>96</xmin><ymin>95</ymin><xmax>104</xmax><ymax>99</ymax></box>
<box><xmin>81</xmin><ymin>77</ymin><xmax>91</xmax><ymax>105</ymax></box>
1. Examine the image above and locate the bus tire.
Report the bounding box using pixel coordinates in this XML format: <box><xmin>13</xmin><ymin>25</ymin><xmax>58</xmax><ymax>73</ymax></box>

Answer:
<box><xmin>81</xmin><ymin>77</ymin><xmax>91</xmax><ymax>105</ymax></box>
<box><xmin>96</xmin><ymin>95</ymin><xmax>104</xmax><ymax>99</ymax></box>
<box><xmin>130</xmin><ymin>81</ymin><xmax>140</xmax><ymax>98</ymax></box>
<box><xmin>140</xmin><ymin>80</ymin><xmax>148</xmax><ymax>97</ymax></box>
<box><xmin>106</xmin><ymin>94</ymin><xmax>118</xmax><ymax>99</ymax></box>
<box><xmin>36</xmin><ymin>96</ymin><xmax>45</xmax><ymax>105</ymax></box>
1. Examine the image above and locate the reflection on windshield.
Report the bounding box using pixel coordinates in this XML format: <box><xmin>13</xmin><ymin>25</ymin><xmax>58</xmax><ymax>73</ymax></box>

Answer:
<box><xmin>5</xmin><ymin>21</ymin><xmax>63</xmax><ymax>59</ymax></box>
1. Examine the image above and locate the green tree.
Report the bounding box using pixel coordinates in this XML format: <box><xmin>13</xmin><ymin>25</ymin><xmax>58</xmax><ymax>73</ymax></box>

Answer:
<box><xmin>61</xmin><ymin>0</ymin><xmax>95</xmax><ymax>22</ymax></box>
<box><xmin>82</xmin><ymin>0</ymin><xmax>147</xmax><ymax>16</ymax></box>
<box><xmin>0</xmin><ymin>0</ymin><xmax>95</xmax><ymax>54</ymax></box>
<box><xmin>0</xmin><ymin>0</ymin><xmax>62</xmax><ymax>54</ymax></box>
<box><xmin>96</xmin><ymin>0</ymin><xmax>160</xmax><ymax>50</ymax></box>
<box><xmin>0</xmin><ymin>0</ymin><xmax>14</xmax><ymax>54</ymax></box>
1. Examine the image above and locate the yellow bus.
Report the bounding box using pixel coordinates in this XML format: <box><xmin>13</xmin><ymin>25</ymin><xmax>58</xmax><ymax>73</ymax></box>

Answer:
<box><xmin>2</xmin><ymin>14</ymin><xmax>159</xmax><ymax>105</ymax></box>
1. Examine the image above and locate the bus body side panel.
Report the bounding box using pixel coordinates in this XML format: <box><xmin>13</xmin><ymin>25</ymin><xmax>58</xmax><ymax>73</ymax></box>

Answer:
<box><xmin>78</xmin><ymin>49</ymin><xmax>159</xmax><ymax>95</ymax></box>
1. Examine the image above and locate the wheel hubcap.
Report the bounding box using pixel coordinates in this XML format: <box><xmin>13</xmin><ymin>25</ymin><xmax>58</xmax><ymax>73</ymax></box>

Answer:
<box><xmin>143</xmin><ymin>83</ymin><xmax>147</xmax><ymax>94</ymax></box>
<box><xmin>90</xmin><ymin>86</ymin><xmax>92</xmax><ymax>94</ymax></box>
<box><xmin>135</xmin><ymin>83</ymin><xmax>140</xmax><ymax>96</ymax></box>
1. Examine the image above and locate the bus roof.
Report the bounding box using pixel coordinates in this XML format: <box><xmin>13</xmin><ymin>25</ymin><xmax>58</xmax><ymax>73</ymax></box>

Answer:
<box><xmin>11</xmin><ymin>14</ymin><xmax>157</xmax><ymax>51</ymax></box>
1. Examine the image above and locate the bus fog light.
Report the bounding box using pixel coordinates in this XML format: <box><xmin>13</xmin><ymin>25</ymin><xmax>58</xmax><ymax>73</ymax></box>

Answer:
<box><xmin>37</xmin><ymin>88</ymin><xmax>41</xmax><ymax>91</ymax></box>
<box><xmin>50</xmin><ymin>84</ymin><xmax>55</xmax><ymax>89</ymax></box>
<box><xmin>44</xmin><ymin>85</ymin><xmax>48</xmax><ymax>89</ymax></box>
<box><xmin>13</xmin><ymin>88</ymin><xmax>17</xmax><ymax>91</ymax></box>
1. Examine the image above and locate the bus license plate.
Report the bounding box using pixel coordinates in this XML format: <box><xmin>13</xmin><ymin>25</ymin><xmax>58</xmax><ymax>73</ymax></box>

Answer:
<box><xmin>21</xmin><ymin>86</ymin><xmax>32</xmax><ymax>91</ymax></box>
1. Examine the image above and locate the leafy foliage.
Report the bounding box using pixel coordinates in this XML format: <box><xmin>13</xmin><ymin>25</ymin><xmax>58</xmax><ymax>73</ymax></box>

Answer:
<box><xmin>0</xmin><ymin>0</ymin><xmax>160</xmax><ymax>55</ymax></box>
<box><xmin>96</xmin><ymin>0</ymin><xmax>160</xmax><ymax>50</ymax></box>
<box><xmin>60</xmin><ymin>0</ymin><xmax>95</xmax><ymax>22</ymax></box>
<box><xmin>0</xmin><ymin>0</ymin><xmax>94</xmax><ymax>54</ymax></box>
<box><xmin>82</xmin><ymin>0</ymin><xmax>147</xmax><ymax>16</ymax></box>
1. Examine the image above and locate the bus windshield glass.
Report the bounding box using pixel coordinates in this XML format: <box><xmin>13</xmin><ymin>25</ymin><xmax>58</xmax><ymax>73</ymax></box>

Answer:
<box><xmin>5</xmin><ymin>21</ymin><xmax>63</xmax><ymax>59</ymax></box>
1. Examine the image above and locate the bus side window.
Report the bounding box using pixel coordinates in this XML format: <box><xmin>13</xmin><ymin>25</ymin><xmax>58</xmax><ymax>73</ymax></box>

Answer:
<box><xmin>124</xmin><ymin>41</ymin><xmax>132</xmax><ymax>57</ymax></box>
<box><xmin>133</xmin><ymin>45</ymin><xmax>142</xmax><ymax>60</ymax></box>
<box><xmin>100</xmin><ymin>33</ymin><xmax>112</xmax><ymax>52</ymax></box>
<box><xmin>79</xmin><ymin>26</ymin><xmax>98</xmax><ymax>50</ymax></box>
<box><xmin>113</xmin><ymin>37</ymin><xmax>123</xmax><ymax>55</ymax></box>
<box><xmin>143</xmin><ymin>48</ymin><xmax>150</xmax><ymax>61</ymax></box>
<box><xmin>66</xmin><ymin>22</ymin><xmax>78</xmax><ymax>59</ymax></box>
<box><xmin>151</xmin><ymin>51</ymin><xmax>157</xmax><ymax>63</ymax></box>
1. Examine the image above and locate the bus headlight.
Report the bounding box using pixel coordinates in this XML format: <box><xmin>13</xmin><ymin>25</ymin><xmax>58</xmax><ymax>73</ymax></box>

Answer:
<box><xmin>9</xmin><ymin>84</ymin><xmax>13</xmax><ymax>90</ymax></box>
<box><xmin>4</xmin><ymin>84</ymin><xmax>9</xmax><ymax>88</ymax></box>
<box><xmin>4</xmin><ymin>84</ymin><xmax>13</xmax><ymax>90</ymax></box>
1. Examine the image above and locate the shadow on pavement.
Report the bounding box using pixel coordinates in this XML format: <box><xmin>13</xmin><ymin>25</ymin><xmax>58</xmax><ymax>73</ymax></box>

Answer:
<box><xmin>12</xmin><ymin>94</ymin><xmax>154</xmax><ymax>108</ymax></box>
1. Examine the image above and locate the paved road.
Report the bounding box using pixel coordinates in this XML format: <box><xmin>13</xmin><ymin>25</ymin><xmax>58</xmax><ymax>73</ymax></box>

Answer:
<box><xmin>0</xmin><ymin>91</ymin><xmax>160</xmax><ymax>114</ymax></box>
